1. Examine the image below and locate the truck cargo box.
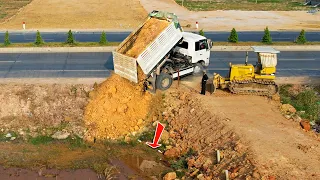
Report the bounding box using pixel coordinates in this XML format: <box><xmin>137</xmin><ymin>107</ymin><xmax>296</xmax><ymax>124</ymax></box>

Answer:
<box><xmin>113</xmin><ymin>12</ymin><xmax>183</xmax><ymax>83</ymax></box>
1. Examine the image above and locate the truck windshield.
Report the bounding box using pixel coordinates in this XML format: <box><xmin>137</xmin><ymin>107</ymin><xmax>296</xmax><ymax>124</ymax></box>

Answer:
<box><xmin>195</xmin><ymin>40</ymin><xmax>208</xmax><ymax>51</ymax></box>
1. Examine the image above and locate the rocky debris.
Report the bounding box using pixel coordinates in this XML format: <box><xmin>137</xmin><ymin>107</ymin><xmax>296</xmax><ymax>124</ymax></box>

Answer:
<box><xmin>5</xmin><ymin>133</ymin><xmax>12</xmax><ymax>138</ymax></box>
<box><xmin>51</xmin><ymin>131</ymin><xmax>70</xmax><ymax>140</ymax></box>
<box><xmin>300</xmin><ymin>120</ymin><xmax>311</xmax><ymax>131</ymax></box>
<box><xmin>161</xmin><ymin>89</ymin><xmax>258</xmax><ymax>179</ymax></box>
<box><xmin>161</xmin><ymin>130</ymin><xmax>169</xmax><ymax>141</ymax></box>
<box><xmin>164</xmin><ymin>147</ymin><xmax>181</xmax><ymax>158</ymax></box>
<box><xmin>291</xmin><ymin>114</ymin><xmax>302</xmax><ymax>122</ymax></box>
<box><xmin>280</xmin><ymin>104</ymin><xmax>296</xmax><ymax>114</ymax></box>
<box><xmin>163</xmin><ymin>172</ymin><xmax>176</xmax><ymax>180</ymax></box>
<box><xmin>272</xmin><ymin>94</ymin><xmax>281</xmax><ymax>102</ymax></box>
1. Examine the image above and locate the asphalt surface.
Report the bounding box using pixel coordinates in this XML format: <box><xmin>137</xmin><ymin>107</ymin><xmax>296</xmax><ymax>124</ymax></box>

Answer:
<box><xmin>0</xmin><ymin>31</ymin><xmax>320</xmax><ymax>43</ymax></box>
<box><xmin>0</xmin><ymin>51</ymin><xmax>319</xmax><ymax>78</ymax></box>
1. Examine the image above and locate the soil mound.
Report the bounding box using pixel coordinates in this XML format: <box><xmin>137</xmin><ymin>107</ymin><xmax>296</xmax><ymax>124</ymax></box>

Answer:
<box><xmin>118</xmin><ymin>18</ymin><xmax>169</xmax><ymax>58</ymax></box>
<box><xmin>84</xmin><ymin>74</ymin><xmax>152</xmax><ymax>140</ymax></box>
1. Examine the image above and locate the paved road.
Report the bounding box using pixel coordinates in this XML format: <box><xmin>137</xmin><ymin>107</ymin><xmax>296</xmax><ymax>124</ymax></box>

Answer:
<box><xmin>0</xmin><ymin>51</ymin><xmax>319</xmax><ymax>78</ymax></box>
<box><xmin>0</xmin><ymin>31</ymin><xmax>320</xmax><ymax>43</ymax></box>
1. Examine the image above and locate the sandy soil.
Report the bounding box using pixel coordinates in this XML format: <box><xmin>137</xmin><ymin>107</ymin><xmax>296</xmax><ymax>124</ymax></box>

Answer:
<box><xmin>1</xmin><ymin>0</ymin><xmax>147</xmax><ymax>30</ymax></box>
<box><xmin>140</xmin><ymin>0</ymin><xmax>320</xmax><ymax>31</ymax></box>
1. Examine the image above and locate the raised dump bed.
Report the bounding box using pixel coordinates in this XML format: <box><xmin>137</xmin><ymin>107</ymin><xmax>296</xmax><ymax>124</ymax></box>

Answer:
<box><xmin>113</xmin><ymin>11</ymin><xmax>183</xmax><ymax>83</ymax></box>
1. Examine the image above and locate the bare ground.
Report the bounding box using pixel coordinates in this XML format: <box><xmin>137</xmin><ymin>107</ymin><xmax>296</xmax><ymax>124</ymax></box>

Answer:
<box><xmin>140</xmin><ymin>0</ymin><xmax>320</xmax><ymax>31</ymax></box>
<box><xmin>1</xmin><ymin>0</ymin><xmax>147</xmax><ymax>30</ymax></box>
<box><xmin>173</xmin><ymin>77</ymin><xmax>320</xmax><ymax>179</ymax></box>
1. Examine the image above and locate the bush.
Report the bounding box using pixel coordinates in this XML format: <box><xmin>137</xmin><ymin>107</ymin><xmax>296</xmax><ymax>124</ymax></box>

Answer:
<box><xmin>228</xmin><ymin>28</ymin><xmax>238</xmax><ymax>43</ymax></box>
<box><xmin>199</xmin><ymin>29</ymin><xmax>205</xmax><ymax>36</ymax></box>
<box><xmin>66</xmin><ymin>30</ymin><xmax>75</xmax><ymax>44</ymax></box>
<box><xmin>293</xmin><ymin>90</ymin><xmax>319</xmax><ymax>121</ymax></box>
<box><xmin>4</xmin><ymin>31</ymin><xmax>10</xmax><ymax>46</ymax></box>
<box><xmin>99</xmin><ymin>31</ymin><xmax>108</xmax><ymax>45</ymax></box>
<box><xmin>34</xmin><ymin>30</ymin><xmax>44</xmax><ymax>45</ymax></box>
<box><xmin>262</xmin><ymin>27</ymin><xmax>272</xmax><ymax>44</ymax></box>
<box><xmin>296</xmin><ymin>29</ymin><xmax>307</xmax><ymax>44</ymax></box>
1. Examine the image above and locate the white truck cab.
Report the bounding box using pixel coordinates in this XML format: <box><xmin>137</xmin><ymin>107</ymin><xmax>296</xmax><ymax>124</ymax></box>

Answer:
<box><xmin>174</xmin><ymin>32</ymin><xmax>211</xmax><ymax>73</ymax></box>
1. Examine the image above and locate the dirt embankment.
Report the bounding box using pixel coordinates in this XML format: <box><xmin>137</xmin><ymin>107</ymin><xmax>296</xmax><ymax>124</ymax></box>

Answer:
<box><xmin>0</xmin><ymin>83</ymin><xmax>89</xmax><ymax>137</ymax></box>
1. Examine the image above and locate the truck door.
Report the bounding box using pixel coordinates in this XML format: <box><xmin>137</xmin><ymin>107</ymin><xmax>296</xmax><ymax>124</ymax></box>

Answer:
<box><xmin>195</xmin><ymin>39</ymin><xmax>210</xmax><ymax>66</ymax></box>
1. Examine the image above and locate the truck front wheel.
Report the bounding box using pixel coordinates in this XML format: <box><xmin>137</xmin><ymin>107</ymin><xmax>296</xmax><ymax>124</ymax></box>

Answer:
<box><xmin>156</xmin><ymin>73</ymin><xmax>173</xmax><ymax>91</ymax></box>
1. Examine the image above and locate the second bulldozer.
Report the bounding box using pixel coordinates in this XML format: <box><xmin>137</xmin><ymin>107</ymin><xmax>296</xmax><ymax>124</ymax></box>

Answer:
<box><xmin>212</xmin><ymin>46</ymin><xmax>280</xmax><ymax>96</ymax></box>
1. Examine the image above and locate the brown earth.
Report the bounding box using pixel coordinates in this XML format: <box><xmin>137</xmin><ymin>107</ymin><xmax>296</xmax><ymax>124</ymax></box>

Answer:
<box><xmin>84</xmin><ymin>74</ymin><xmax>153</xmax><ymax>140</ymax></box>
<box><xmin>118</xmin><ymin>18</ymin><xmax>169</xmax><ymax>58</ymax></box>
<box><xmin>1</xmin><ymin>0</ymin><xmax>147</xmax><ymax>30</ymax></box>
<box><xmin>0</xmin><ymin>83</ymin><xmax>89</xmax><ymax>137</ymax></box>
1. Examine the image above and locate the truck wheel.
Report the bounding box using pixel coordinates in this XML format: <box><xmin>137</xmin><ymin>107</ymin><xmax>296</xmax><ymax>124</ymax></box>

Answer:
<box><xmin>156</xmin><ymin>73</ymin><xmax>173</xmax><ymax>91</ymax></box>
<box><xmin>193</xmin><ymin>63</ymin><xmax>204</xmax><ymax>75</ymax></box>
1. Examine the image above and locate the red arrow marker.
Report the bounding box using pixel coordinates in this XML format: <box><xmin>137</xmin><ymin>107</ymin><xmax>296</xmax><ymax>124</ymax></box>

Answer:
<box><xmin>146</xmin><ymin>122</ymin><xmax>164</xmax><ymax>149</ymax></box>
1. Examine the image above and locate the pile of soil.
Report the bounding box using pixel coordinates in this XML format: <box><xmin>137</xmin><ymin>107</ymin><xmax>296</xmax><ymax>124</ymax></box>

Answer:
<box><xmin>118</xmin><ymin>18</ymin><xmax>170</xmax><ymax>58</ymax></box>
<box><xmin>84</xmin><ymin>74</ymin><xmax>152</xmax><ymax>140</ymax></box>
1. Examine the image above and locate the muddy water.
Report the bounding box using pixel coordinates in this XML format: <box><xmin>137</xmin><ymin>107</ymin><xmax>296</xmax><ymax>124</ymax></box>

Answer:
<box><xmin>0</xmin><ymin>166</ymin><xmax>99</xmax><ymax>180</ymax></box>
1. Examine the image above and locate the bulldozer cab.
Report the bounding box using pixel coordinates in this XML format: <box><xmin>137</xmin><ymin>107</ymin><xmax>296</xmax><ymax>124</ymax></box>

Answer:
<box><xmin>252</xmin><ymin>46</ymin><xmax>280</xmax><ymax>76</ymax></box>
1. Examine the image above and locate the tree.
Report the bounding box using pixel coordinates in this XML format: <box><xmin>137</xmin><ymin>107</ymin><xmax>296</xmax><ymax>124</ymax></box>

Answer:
<box><xmin>34</xmin><ymin>30</ymin><xmax>44</xmax><ymax>45</ymax></box>
<box><xmin>99</xmin><ymin>31</ymin><xmax>108</xmax><ymax>45</ymax></box>
<box><xmin>66</xmin><ymin>30</ymin><xmax>75</xmax><ymax>44</ymax></box>
<box><xmin>262</xmin><ymin>27</ymin><xmax>272</xmax><ymax>44</ymax></box>
<box><xmin>296</xmin><ymin>29</ymin><xmax>307</xmax><ymax>44</ymax></box>
<box><xmin>199</xmin><ymin>29</ymin><xmax>205</xmax><ymax>36</ymax></box>
<box><xmin>228</xmin><ymin>28</ymin><xmax>238</xmax><ymax>43</ymax></box>
<box><xmin>4</xmin><ymin>31</ymin><xmax>10</xmax><ymax>46</ymax></box>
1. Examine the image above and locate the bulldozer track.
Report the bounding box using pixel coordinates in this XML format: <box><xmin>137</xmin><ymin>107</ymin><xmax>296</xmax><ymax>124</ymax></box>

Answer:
<box><xmin>229</xmin><ymin>79</ymin><xmax>278</xmax><ymax>96</ymax></box>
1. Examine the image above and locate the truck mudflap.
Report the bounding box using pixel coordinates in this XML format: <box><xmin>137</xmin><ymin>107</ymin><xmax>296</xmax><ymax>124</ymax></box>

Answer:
<box><xmin>112</xmin><ymin>51</ymin><xmax>138</xmax><ymax>83</ymax></box>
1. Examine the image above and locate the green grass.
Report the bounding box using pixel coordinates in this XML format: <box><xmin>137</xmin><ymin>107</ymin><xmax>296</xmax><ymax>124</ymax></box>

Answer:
<box><xmin>175</xmin><ymin>0</ymin><xmax>309</xmax><ymax>11</ymax></box>
<box><xmin>279</xmin><ymin>85</ymin><xmax>320</xmax><ymax>122</ymax></box>
<box><xmin>29</xmin><ymin>135</ymin><xmax>54</xmax><ymax>145</ymax></box>
<box><xmin>0</xmin><ymin>0</ymin><xmax>31</xmax><ymax>20</ymax></box>
<box><xmin>0</xmin><ymin>42</ymin><xmax>120</xmax><ymax>48</ymax></box>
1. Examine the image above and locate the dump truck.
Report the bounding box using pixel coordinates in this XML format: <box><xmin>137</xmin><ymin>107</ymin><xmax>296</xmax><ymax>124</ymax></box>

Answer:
<box><xmin>211</xmin><ymin>46</ymin><xmax>280</xmax><ymax>96</ymax></box>
<box><xmin>113</xmin><ymin>11</ymin><xmax>212</xmax><ymax>92</ymax></box>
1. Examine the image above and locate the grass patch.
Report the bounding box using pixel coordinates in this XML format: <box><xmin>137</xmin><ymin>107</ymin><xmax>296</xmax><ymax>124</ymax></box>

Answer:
<box><xmin>0</xmin><ymin>0</ymin><xmax>32</xmax><ymax>21</ymax></box>
<box><xmin>279</xmin><ymin>85</ymin><xmax>320</xmax><ymax>122</ymax></box>
<box><xmin>175</xmin><ymin>0</ymin><xmax>309</xmax><ymax>11</ymax></box>
<box><xmin>0</xmin><ymin>42</ymin><xmax>120</xmax><ymax>48</ymax></box>
<box><xmin>29</xmin><ymin>135</ymin><xmax>54</xmax><ymax>145</ymax></box>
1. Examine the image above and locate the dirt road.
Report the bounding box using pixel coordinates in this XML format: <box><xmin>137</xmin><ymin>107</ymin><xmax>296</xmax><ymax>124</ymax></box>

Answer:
<box><xmin>1</xmin><ymin>0</ymin><xmax>147</xmax><ymax>30</ymax></box>
<box><xmin>198</xmin><ymin>93</ymin><xmax>320</xmax><ymax>179</ymax></box>
<box><xmin>140</xmin><ymin>0</ymin><xmax>320</xmax><ymax>31</ymax></box>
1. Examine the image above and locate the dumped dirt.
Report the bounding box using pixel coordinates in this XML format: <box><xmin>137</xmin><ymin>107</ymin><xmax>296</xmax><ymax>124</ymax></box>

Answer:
<box><xmin>1</xmin><ymin>0</ymin><xmax>147</xmax><ymax>30</ymax></box>
<box><xmin>84</xmin><ymin>74</ymin><xmax>153</xmax><ymax>140</ymax></box>
<box><xmin>118</xmin><ymin>18</ymin><xmax>169</xmax><ymax>58</ymax></box>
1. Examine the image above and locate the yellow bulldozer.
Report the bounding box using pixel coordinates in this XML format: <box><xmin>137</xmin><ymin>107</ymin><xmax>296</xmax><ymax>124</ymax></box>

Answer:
<box><xmin>211</xmin><ymin>46</ymin><xmax>280</xmax><ymax>96</ymax></box>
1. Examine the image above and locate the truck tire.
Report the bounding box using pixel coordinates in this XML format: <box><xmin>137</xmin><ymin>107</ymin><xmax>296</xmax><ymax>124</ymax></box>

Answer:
<box><xmin>156</xmin><ymin>73</ymin><xmax>173</xmax><ymax>91</ymax></box>
<box><xmin>193</xmin><ymin>63</ymin><xmax>204</xmax><ymax>75</ymax></box>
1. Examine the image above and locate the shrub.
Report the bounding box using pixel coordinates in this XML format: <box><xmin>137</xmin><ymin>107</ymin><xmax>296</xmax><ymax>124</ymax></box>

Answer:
<box><xmin>34</xmin><ymin>30</ymin><xmax>44</xmax><ymax>45</ymax></box>
<box><xmin>262</xmin><ymin>27</ymin><xmax>272</xmax><ymax>44</ymax></box>
<box><xmin>228</xmin><ymin>28</ymin><xmax>238</xmax><ymax>43</ymax></box>
<box><xmin>99</xmin><ymin>31</ymin><xmax>108</xmax><ymax>45</ymax></box>
<box><xmin>199</xmin><ymin>29</ymin><xmax>205</xmax><ymax>36</ymax></box>
<box><xmin>296</xmin><ymin>29</ymin><xmax>307</xmax><ymax>44</ymax></box>
<box><xmin>4</xmin><ymin>31</ymin><xmax>10</xmax><ymax>46</ymax></box>
<box><xmin>293</xmin><ymin>90</ymin><xmax>319</xmax><ymax>121</ymax></box>
<box><xmin>66</xmin><ymin>30</ymin><xmax>75</xmax><ymax>44</ymax></box>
